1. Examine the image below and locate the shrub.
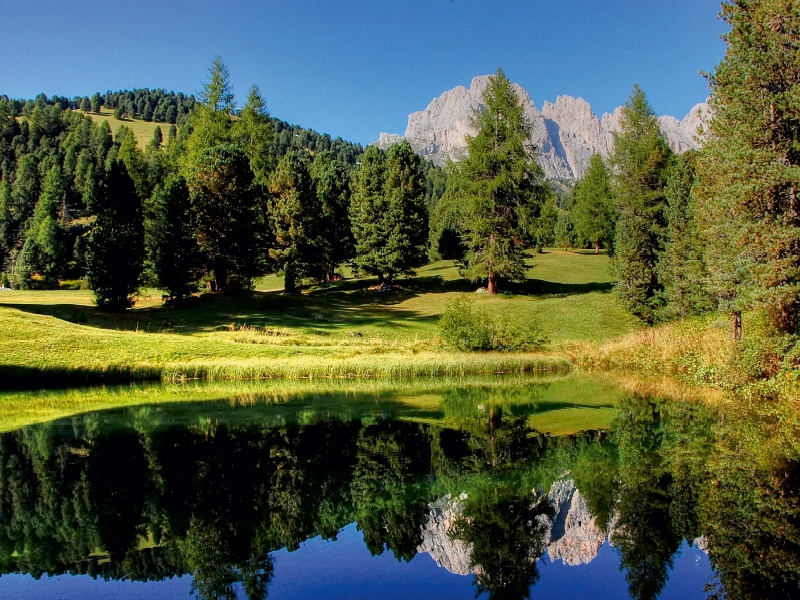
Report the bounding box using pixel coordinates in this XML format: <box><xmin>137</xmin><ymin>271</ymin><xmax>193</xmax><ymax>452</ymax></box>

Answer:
<box><xmin>439</xmin><ymin>295</ymin><xmax>547</xmax><ymax>352</ymax></box>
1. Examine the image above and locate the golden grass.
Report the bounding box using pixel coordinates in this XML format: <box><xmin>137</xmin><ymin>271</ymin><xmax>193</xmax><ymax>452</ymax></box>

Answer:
<box><xmin>85</xmin><ymin>108</ymin><xmax>172</xmax><ymax>148</ymax></box>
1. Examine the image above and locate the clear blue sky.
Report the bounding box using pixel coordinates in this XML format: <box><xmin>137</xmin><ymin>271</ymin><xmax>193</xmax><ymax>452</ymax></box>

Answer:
<box><xmin>0</xmin><ymin>1</ymin><xmax>727</xmax><ymax>145</ymax></box>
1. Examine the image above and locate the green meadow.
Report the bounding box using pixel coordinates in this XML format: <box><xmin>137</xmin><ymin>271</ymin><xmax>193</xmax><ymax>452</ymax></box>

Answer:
<box><xmin>0</xmin><ymin>250</ymin><xmax>640</xmax><ymax>388</ymax></box>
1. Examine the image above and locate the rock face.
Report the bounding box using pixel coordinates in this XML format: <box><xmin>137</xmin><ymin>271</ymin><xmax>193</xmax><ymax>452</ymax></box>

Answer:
<box><xmin>417</xmin><ymin>494</ymin><xmax>475</xmax><ymax>576</ymax></box>
<box><xmin>375</xmin><ymin>76</ymin><xmax>709</xmax><ymax>180</ymax></box>
<box><xmin>417</xmin><ymin>479</ymin><xmax>608</xmax><ymax>576</ymax></box>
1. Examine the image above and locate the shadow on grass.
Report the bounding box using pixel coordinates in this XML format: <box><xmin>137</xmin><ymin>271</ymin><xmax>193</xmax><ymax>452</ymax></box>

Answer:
<box><xmin>1</xmin><ymin>271</ymin><xmax>612</xmax><ymax>334</ymax></box>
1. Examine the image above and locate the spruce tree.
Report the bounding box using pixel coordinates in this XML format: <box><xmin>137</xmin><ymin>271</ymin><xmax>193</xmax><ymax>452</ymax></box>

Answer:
<box><xmin>145</xmin><ymin>176</ymin><xmax>202</xmax><ymax>301</ymax></box>
<box><xmin>695</xmin><ymin>0</ymin><xmax>800</xmax><ymax>335</ymax></box>
<box><xmin>310</xmin><ymin>151</ymin><xmax>354</xmax><ymax>281</ymax></box>
<box><xmin>610</xmin><ymin>85</ymin><xmax>672</xmax><ymax>323</ymax></box>
<box><xmin>267</xmin><ymin>153</ymin><xmax>322</xmax><ymax>293</ymax></box>
<box><xmin>657</xmin><ymin>152</ymin><xmax>714</xmax><ymax>320</ymax></box>
<box><xmin>87</xmin><ymin>160</ymin><xmax>144</xmax><ymax>310</ymax></box>
<box><xmin>446</xmin><ymin>68</ymin><xmax>547</xmax><ymax>294</ymax></box>
<box><xmin>186</xmin><ymin>143</ymin><xmax>262</xmax><ymax>292</ymax></box>
<box><xmin>349</xmin><ymin>141</ymin><xmax>428</xmax><ymax>283</ymax></box>
<box><xmin>570</xmin><ymin>153</ymin><xmax>615</xmax><ymax>253</ymax></box>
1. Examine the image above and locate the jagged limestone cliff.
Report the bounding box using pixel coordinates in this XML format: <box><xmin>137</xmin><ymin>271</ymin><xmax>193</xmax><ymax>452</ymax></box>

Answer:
<box><xmin>375</xmin><ymin>76</ymin><xmax>708</xmax><ymax>180</ymax></box>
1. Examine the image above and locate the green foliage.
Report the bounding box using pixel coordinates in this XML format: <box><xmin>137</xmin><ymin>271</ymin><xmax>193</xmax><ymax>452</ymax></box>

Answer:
<box><xmin>553</xmin><ymin>209</ymin><xmax>577</xmax><ymax>250</ymax></box>
<box><xmin>310</xmin><ymin>150</ymin><xmax>354</xmax><ymax>280</ymax></box>
<box><xmin>694</xmin><ymin>0</ymin><xmax>800</xmax><ymax>335</ymax></box>
<box><xmin>350</xmin><ymin>141</ymin><xmax>428</xmax><ymax>283</ymax></box>
<box><xmin>233</xmin><ymin>85</ymin><xmax>274</xmax><ymax>184</ymax></box>
<box><xmin>439</xmin><ymin>295</ymin><xmax>547</xmax><ymax>352</ymax></box>
<box><xmin>610</xmin><ymin>85</ymin><xmax>672</xmax><ymax>324</ymax></box>
<box><xmin>444</xmin><ymin>68</ymin><xmax>548</xmax><ymax>294</ymax></box>
<box><xmin>267</xmin><ymin>153</ymin><xmax>322</xmax><ymax>292</ymax></box>
<box><xmin>199</xmin><ymin>53</ymin><xmax>236</xmax><ymax>114</ymax></box>
<box><xmin>187</xmin><ymin>144</ymin><xmax>263</xmax><ymax>292</ymax></box>
<box><xmin>656</xmin><ymin>152</ymin><xmax>714</xmax><ymax>320</ymax></box>
<box><xmin>532</xmin><ymin>198</ymin><xmax>558</xmax><ymax>250</ymax></box>
<box><xmin>145</xmin><ymin>176</ymin><xmax>202</xmax><ymax>301</ymax></box>
<box><xmin>90</xmin><ymin>93</ymin><xmax>102</xmax><ymax>113</ymax></box>
<box><xmin>87</xmin><ymin>160</ymin><xmax>144</xmax><ymax>310</ymax></box>
<box><xmin>570</xmin><ymin>153</ymin><xmax>615</xmax><ymax>252</ymax></box>
<box><xmin>80</xmin><ymin>97</ymin><xmax>91</xmax><ymax>112</ymax></box>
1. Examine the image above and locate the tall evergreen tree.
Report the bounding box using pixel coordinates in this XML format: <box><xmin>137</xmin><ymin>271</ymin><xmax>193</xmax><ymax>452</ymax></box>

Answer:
<box><xmin>186</xmin><ymin>143</ymin><xmax>262</xmax><ymax>292</ymax></box>
<box><xmin>145</xmin><ymin>176</ymin><xmax>202</xmax><ymax>301</ymax></box>
<box><xmin>610</xmin><ymin>85</ymin><xmax>672</xmax><ymax>323</ymax></box>
<box><xmin>657</xmin><ymin>152</ymin><xmax>714</xmax><ymax>320</ymax></box>
<box><xmin>0</xmin><ymin>181</ymin><xmax>11</xmax><ymax>268</ymax></box>
<box><xmin>695</xmin><ymin>0</ymin><xmax>800</xmax><ymax>336</ymax></box>
<box><xmin>350</xmin><ymin>141</ymin><xmax>428</xmax><ymax>283</ymax></box>
<box><xmin>310</xmin><ymin>151</ymin><xmax>354</xmax><ymax>281</ymax></box>
<box><xmin>267</xmin><ymin>153</ymin><xmax>322</xmax><ymax>293</ymax></box>
<box><xmin>14</xmin><ymin>164</ymin><xmax>64</xmax><ymax>288</ymax></box>
<box><xmin>234</xmin><ymin>85</ymin><xmax>274</xmax><ymax>184</ymax></box>
<box><xmin>443</xmin><ymin>68</ymin><xmax>547</xmax><ymax>294</ymax></box>
<box><xmin>570</xmin><ymin>154</ymin><xmax>616</xmax><ymax>253</ymax></box>
<box><xmin>80</xmin><ymin>97</ymin><xmax>91</xmax><ymax>113</ymax></box>
<box><xmin>90</xmin><ymin>93</ymin><xmax>102</xmax><ymax>113</ymax></box>
<box><xmin>87</xmin><ymin>160</ymin><xmax>144</xmax><ymax>310</ymax></box>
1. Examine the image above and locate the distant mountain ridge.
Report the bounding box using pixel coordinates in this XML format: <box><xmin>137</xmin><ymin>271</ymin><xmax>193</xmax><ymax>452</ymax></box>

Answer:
<box><xmin>375</xmin><ymin>75</ymin><xmax>709</xmax><ymax>180</ymax></box>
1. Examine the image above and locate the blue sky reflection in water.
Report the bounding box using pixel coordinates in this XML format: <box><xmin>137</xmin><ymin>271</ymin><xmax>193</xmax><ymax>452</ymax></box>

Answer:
<box><xmin>0</xmin><ymin>376</ymin><xmax>794</xmax><ymax>599</ymax></box>
<box><xmin>0</xmin><ymin>532</ymin><xmax>711</xmax><ymax>600</ymax></box>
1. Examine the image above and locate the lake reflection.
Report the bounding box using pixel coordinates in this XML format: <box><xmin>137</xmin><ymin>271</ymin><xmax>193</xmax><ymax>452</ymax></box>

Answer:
<box><xmin>0</xmin><ymin>377</ymin><xmax>797</xmax><ymax>599</ymax></box>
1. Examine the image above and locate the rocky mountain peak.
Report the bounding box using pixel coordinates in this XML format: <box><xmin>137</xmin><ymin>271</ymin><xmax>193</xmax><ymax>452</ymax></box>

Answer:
<box><xmin>376</xmin><ymin>76</ymin><xmax>709</xmax><ymax>180</ymax></box>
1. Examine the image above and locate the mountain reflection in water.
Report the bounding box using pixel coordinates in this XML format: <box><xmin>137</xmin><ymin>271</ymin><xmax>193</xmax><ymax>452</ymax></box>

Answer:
<box><xmin>0</xmin><ymin>382</ymin><xmax>797</xmax><ymax>600</ymax></box>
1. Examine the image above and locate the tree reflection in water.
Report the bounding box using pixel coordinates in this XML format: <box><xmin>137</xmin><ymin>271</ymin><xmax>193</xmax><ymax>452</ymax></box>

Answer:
<box><xmin>0</xmin><ymin>388</ymin><xmax>797</xmax><ymax>600</ymax></box>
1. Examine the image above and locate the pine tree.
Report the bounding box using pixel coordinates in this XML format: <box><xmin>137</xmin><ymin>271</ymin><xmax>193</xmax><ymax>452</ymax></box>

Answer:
<box><xmin>150</xmin><ymin>126</ymin><xmax>163</xmax><ymax>149</ymax></box>
<box><xmin>115</xmin><ymin>125</ymin><xmax>150</xmax><ymax>198</ymax></box>
<box><xmin>349</xmin><ymin>141</ymin><xmax>428</xmax><ymax>283</ymax></box>
<box><xmin>571</xmin><ymin>153</ymin><xmax>616</xmax><ymax>253</ymax></box>
<box><xmin>90</xmin><ymin>93</ymin><xmax>102</xmax><ymax>113</ymax></box>
<box><xmin>167</xmin><ymin>124</ymin><xmax>177</xmax><ymax>144</ymax></box>
<box><xmin>610</xmin><ymin>85</ymin><xmax>672</xmax><ymax>323</ymax></box>
<box><xmin>267</xmin><ymin>153</ymin><xmax>322</xmax><ymax>293</ymax></box>
<box><xmin>145</xmin><ymin>176</ymin><xmax>202</xmax><ymax>301</ymax></box>
<box><xmin>142</xmin><ymin>101</ymin><xmax>154</xmax><ymax>122</ymax></box>
<box><xmin>446</xmin><ymin>68</ymin><xmax>547</xmax><ymax>294</ymax></box>
<box><xmin>186</xmin><ymin>143</ymin><xmax>263</xmax><ymax>292</ymax></box>
<box><xmin>80</xmin><ymin>97</ymin><xmax>91</xmax><ymax>113</ymax></box>
<box><xmin>349</xmin><ymin>146</ymin><xmax>389</xmax><ymax>281</ymax></box>
<box><xmin>310</xmin><ymin>151</ymin><xmax>354</xmax><ymax>281</ymax></box>
<box><xmin>87</xmin><ymin>160</ymin><xmax>144</xmax><ymax>310</ymax></box>
<box><xmin>0</xmin><ymin>181</ymin><xmax>11</xmax><ymax>268</ymax></box>
<box><xmin>657</xmin><ymin>152</ymin><xmax>714</xmax><ymax>320</ymax></box>
<box><xmin>694</xmin><ymin>0</ymin><xmax>800</xmax><ymax>336</ymax></box>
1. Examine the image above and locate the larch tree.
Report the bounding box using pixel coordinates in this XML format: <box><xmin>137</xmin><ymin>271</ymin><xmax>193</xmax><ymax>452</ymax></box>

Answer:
<box><xmin>570</xmin><ymin>153</ymin><xmax>616</xmax><ymax>253</ymax></box>
<box><xmin>694</xmin><ymin>0</ymin><xmax>800</xmax><ymax>337</ymax></box>
<box><xmin>234</xmin><ymin>85</ymin><xmax>274</xmax><ymax>184</ymax></box>
<box><xmin>610</xmin><ymin>84</ymin><xmax>672</xmax><ymax>323</ymax></box>
<box><xmin>447</xmin><ymin>68</ymin><xmax>547</xmax><ymax>294</ymax></box>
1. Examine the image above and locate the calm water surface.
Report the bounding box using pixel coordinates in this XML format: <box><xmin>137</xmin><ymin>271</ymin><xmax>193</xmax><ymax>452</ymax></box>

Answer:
<box><xmin>0</xmin><ymin>375</ymin><xmax>796</xmax><ymax>599</ymax></box>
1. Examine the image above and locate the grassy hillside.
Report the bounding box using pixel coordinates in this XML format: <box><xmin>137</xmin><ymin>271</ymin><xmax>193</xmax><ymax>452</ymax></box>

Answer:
<box><xmin>0</xmin><ymin>250</ymin><xmax>640</xmax><ymax>388</ymax></box>
<box><xmin>85</xmin><ymin>108</ymin><xmax>171</xmax><ymax>147</ymax></box>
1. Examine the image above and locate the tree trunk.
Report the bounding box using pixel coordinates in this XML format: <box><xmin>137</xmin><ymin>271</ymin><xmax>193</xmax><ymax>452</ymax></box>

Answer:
<box><xmin>487</xmin><ymin>272</ymin><xmax>497</xmax><ymax>295</ymax></box>
<box><xmin>214</xmin><ymin>263</ymin><xmax>227</xmax><ymax>294</ymax></box>
<box><xmin>595</xmin><ymin>240</ymin><xmax>600</xmax><ymax>254</ymax></box>
<box><xmin>733</xmin><ymin>311</ymin><xmax>742</xmax><ymax>342</ymax></box>
<box><xmin>284</xmin><ymin>264</ymin><xmax>297</xmax><ymax>294</ymax></box>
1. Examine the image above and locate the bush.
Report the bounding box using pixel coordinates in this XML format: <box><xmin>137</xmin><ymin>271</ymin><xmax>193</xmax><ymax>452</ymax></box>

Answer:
<box><xmin>439</xmin><ymin>295</ymin><xmax>548</xmax><ymax>352</ymax></box>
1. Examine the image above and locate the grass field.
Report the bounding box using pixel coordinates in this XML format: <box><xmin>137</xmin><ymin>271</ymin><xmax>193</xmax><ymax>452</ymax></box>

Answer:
<box><xmin>85</xmin><ymin>108</ymin><xmax>171</xmax><ymax>147</ymax></box>
<box><xmin>0</xmin><ymin>250</ymin><xmax>642</xmax><ymax>389</ymax></box>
